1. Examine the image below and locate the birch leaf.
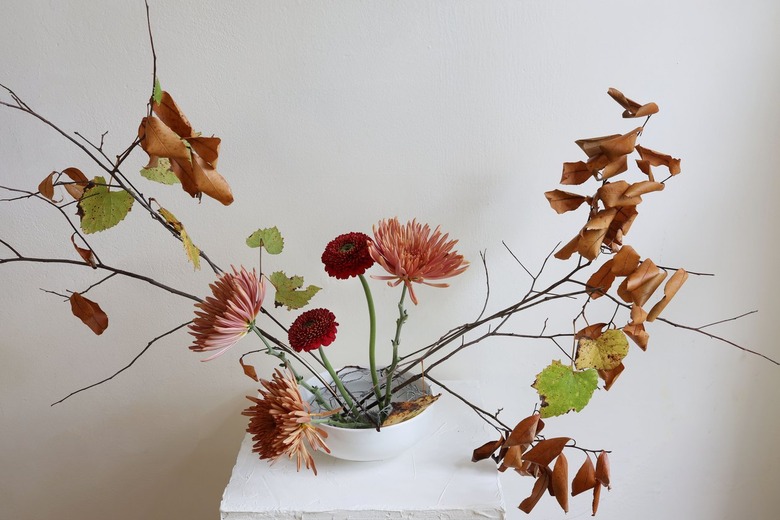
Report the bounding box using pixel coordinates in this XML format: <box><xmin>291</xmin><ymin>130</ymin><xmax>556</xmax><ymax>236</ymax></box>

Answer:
<box><xmin>62</xmin><ymin>167</ymin><xmax>89</xmax><ymax>200</ymax></box>
<box><xmin>152</xmin><ymin>78</ymin><xmax>163</xmax><ymax>104</ymax></box>
<box><xmin>544</xmin><ymin>190</ymin><xmax>590</xmax><ymax>214</ymax></box>
<box><xmin>270</xmin><ymin>271</ymin><xmax>321</xmax><ymax>310</ymax></box>
<box><xmin>626</xmin><ymin>259</ymin><xmax>667</xmax><ymax>307</ymax></box>
<box><xmin>598</xmin><ymin>361</ymin><xmax>625</xmax><ymax>391</ymax></box>
<box><xmin>518</xmin><ymin>471</ymin><xmax>550</xmax><ymax>514</ymax></box>
<box><xmin>239</xmin><ymin>357</ymin><xmax>259</xmax><ymax>382</ymax></box>
<box><xmin>140</xmin><ymin>156</ymin><xmax>180</xmax><ymax>185</ymax></box>
<box><xmin>596</xmin><ymin>451</ymin><xmax>611</xmax><ymax>488</ymax></box>
<box><xmin>382</xmin><ymin>394</ymin><xmax>440</xmax><ymax>426</ymax></box>
<box><xmin>578</xmin><ymin>208</ymin><xmax>617</xmax><ymax>260</ymax></box>
<box><xmin>70</xmin><ymin>233</ymin><xmax>97</xmax><ymax>268</ymax></box>
<box><xmin>69</xmin><ymin>292</ymin><xmax>108</xmax><ymax>335</ymax></box>
<box><xmin>532</xmin><ymin>361</ymin><xmax>598</xmax><ymax>418</ymax></box>
<box><xmin>157</xmin><ymin>206</ymin><xmax>200</xmax><ymax>270</ymax></box>
<box><xmin>586</xmin><ymin>259</ymin><xmax>615</xmax><ymax>299</ymax></box>
<box><xmin>572</xmin><ymin>455</ymin><xmax>597</xmax><ymax>496</ymax></box>
<box><xmin>38</xmin><ymin>172</ymin><xmax>56</xmax><ymax>201</ymax></box>
<box><xmin>77</xmin><ymin>177</ymin><xmax>134</xmax><ymax>234</ymax></box>
<box><xmin>561</xmin><ymin>161</ymin><xmax>593</xmax><ymax>185</ymax></box>
<box><xmin>647</xmin><ymin>269</ymin><xmax>688</xmax><ymax>322</ymax></box>
<box><xmin>636</xmin><ymin>144</ymin><xmax>681</xmax><ymax>175</ymax></box>
<box><xmin>551</xmin><ymin>453</ymin><xmax>570</xmax><ymax>513</ymax></box>
<box><xmin>607</xmin><ymin>87</ymin><xmax>659</xmax><ymax>118</ymax></box>
<box><xmin>472</xmin><ymin>437</ymin><xmax>505</xmax><ymax>462</ymax></box>
<box><xmin>522</xmin><ymin>437</ymin><xmax>571</xmax><ymax>467</ymax></box>
<box><xmin>611</xmin><ymin>245</ymin><xmax>640</xmax><ymax>276</ymax></box>
<box><xmin>152</xmin><ymin>90</ymin><xmax>193</xmax><ymax>138</ymax></box>
<box><xmin>575</xmin><ymin>329</ymin><xmax>629</xmax><ymax>371</ymax></box>
<box><xmin>138</xmin><ymin>116</ymin><xmax>190</xmax><ymax>161</ymax></box>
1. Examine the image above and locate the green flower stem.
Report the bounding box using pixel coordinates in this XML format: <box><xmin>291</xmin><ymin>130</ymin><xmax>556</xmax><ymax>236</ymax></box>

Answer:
<box><xmin>318</xmin><ymin>346</ymin><xmax>358</xmax><ymax>417</ymax></box>
<box><xmin>359</xmin><ymin>274</ymin><xmax>382</xmax><ymax>403</ymax></box>
<box><xmin>383</xmin><ymin>285</ymin><xmax>408</xmax><ymax>409</ymax></box>
<box><xmin>249</xmin><ymin>326</ymin><xmax>330</xmax><ymax>410</ymax></box>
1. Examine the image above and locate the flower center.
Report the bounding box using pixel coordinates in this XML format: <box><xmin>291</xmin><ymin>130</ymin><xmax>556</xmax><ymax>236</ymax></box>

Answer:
<box><xmin>339</xmin><ymin>242</ymin><xmax>355</xmax><ymax>253</ymax></box>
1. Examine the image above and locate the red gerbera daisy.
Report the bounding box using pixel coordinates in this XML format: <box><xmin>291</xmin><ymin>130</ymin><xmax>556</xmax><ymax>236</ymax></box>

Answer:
<box><xmin>321</xmin><ymin>232</ymin><xmax>375</xmax><ymax>279</ymax></box>
<box><xmin>288</xmin><ymin>308</ymin><xmax>338</xmax><ymax>353</ymax></box>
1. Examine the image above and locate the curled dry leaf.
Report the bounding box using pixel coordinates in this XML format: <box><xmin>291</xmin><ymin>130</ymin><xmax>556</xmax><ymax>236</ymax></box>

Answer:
<box><xmin>499</xmin><ymin>444</ymin><xmax>525</xmax><ymax>472</ymax></box>
<box><xmin>518</xmin><ymin>469</ymin><xmax>551</xmax><ymax>514</ymax></box>
<box><xmin>152</xmin><ymin>91</ymin><xmax>193</xmax><ymax>138</ymax></box>
<box><xmin>551</xmin><ymin>453</ymin><xmax>570</xmax><ymax>512</ymax></box>
<box><xmin>611</xmin><ymin>245</ymin><xmax>640</xmax><ymax>276</ymax></box>
<box><xmin>186</xmin><ymin>136</ymin><xmax>221</xmax><ymax>166</ymax></box>
<box><xmin>597</xmin><ymin>181</ymin><xmax>643</xmax><ymax>208</ymax></box>
<box><xmin>62</xmin><ymin>167</ymin><xmax>89</xmax><ymax>200</ymax></box>
<box><xmin>554</xmin><ymin>234</ymin><xmax>580</xmax><ymax>260</ymax></box>
<box><xmin>575</xmin><ymin>323</ymin><xmax>607</xmax><ymax>340</ymax></box>
<box><xmin>69</xmin><ymin>292</ymin><xmax>108</xmax><ymax>335</ymax></box>
<box><xmin>607</xmin><ymin>87</ymin><xmax>659</xmax><ymax>119</ymax></box>
<box><xmin>601</xmin><ymin>155</ymin><xmax>628</xmax><ymax>180</ymax></box>
<box><xmin>647</xmin><ymin>268</ymin><xmax>688</xmax><ymax>322</ymax></box>
<box><xmin>561</xmin><ymin>161</ymin><xmax>593</xmax><ymax>185</ymax></box>
<box><xmin>505</xmin><ymin>413</ymin><xmax>542</xmax><ymax>448</ymax></box>
<box><xmin>138</xmin><ymin>116</ymin><xmax>190</xmax><ymax>161</ymax></box>
<box><xmin>636</xmin><ymin>144</ymin><xmax>681</xmax><ymax>175</ymax></box>
<box><xmin>636</xmin><ymin>159</ymin><xmax>655</xmax><ymax>181</ymax></box>
<box><xmin>623</xmin><ymin>321</ymin><xmax>649</xmax><ymax>351</ymax></box>
<box><xmin>239</xmin><ymin>357</ymin><xmax>259</xmax><ymax>382</ymax></box>
<box><xmin>592</xmin><ymin>482</ymin><xmax>602</xmax><ymax>516</ymax></box>
<box><xmin>381</xmin><ymin>393</ymin><xmax>440</xmax><ymax>426</ymax></box>
<box><xmin>586</xmin><ymin>260</ymin><xmax>616</xmax><ymax>299</ymax></box>
<box><xmin>70</xmin><ymin>233</ymin><xmax>97</xmax><ymax>268</ymax></box>
<box><xmin>595</xmin><ymin>451</ymin><xmax>611</xmax><ymax>489</ymax></box>
<box><xmin>522</xmin><ymin>437</ymin><xmax>571</xmax><ymax>467</ymax></box>
<box><xmin>598</xmin><ymin>361</ymin><xmax>625</xmax><ymax>391</ymax></box>
<box><xmin>578</xmin><ymin>208</ymin><xmax>617</xmax><ymax>260</ymax></box>
<box><xmin>603</xmin><ymin>205</ymin><xmax>638</xmax><ymax>251</ymax></box>
<box><xmin>472</xmin><ymin>437</ymin><xmax>504</xmax><ymax>463</ymax></box>
<box><xmin>38</xmin><ymin>172</ymin><xmax>56</xmax><ymax>201</ymax></box>
<box><xmin>544</xmin><ymin>190</ymin><xmax>591</xmax><ymax>214</ymax></box>
<box><xmin>624</xmin><ymin>180</ymin><xmax>665</xmax><ymax>198</ymax></box>
<box><xmin>572</xmin><ymin>455</ymin><xmax>597</xmax><ymax>496</ymax></box>
<box><xmin>625</xmin><ymin>258</ymin><xmax>667</xmax><ymax>307</ymax></box>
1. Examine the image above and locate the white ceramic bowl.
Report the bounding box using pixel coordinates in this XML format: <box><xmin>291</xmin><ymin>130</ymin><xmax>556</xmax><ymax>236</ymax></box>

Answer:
<box><xmin>299</xmin><ymin>370</ymin><xmax>437</xmax><ymax>462</ymax></box>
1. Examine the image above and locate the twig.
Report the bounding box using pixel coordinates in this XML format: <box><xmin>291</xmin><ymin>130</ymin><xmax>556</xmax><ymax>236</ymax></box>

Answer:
<box><xmin>475</xmin><ymin>250</ymin><xmax>491</xmax><ymax>322</ymax></box>
<box><xmin>51</xmin><ymin>320</ymin><xmax>192</xmax><ymax>406</ymax></box>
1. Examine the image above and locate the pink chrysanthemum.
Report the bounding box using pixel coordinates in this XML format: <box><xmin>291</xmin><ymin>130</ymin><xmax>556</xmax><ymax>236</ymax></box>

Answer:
<box><xmin>189</xmin><ymin>266</ymin><xmax>266</xmax><ymax>361</ymax></box>
<box><xmin>242</xmin><ymin>368</ymin><xmax>330</xmax><ymax>475</ymax></box>
<box><xmin>368</xmin><ymin>217</ymin><xmax>469</xmax><ymax>305</ymax></box>
<box><xmin>288</xmin><ymin>308</ymin><xmax>339</xmax><ymax>353</ymax></box>
<box><xmin>321</xmin><ymin>231</ymin><xmax>375</xmax><ymax>279</ymax></box>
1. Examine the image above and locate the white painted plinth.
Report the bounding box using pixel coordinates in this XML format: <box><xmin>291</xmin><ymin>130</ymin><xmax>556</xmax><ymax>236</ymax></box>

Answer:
<box><xmin>220</xmin><ymin>381</ymin><xmax>506</xmax><ymax>520</ymax></box>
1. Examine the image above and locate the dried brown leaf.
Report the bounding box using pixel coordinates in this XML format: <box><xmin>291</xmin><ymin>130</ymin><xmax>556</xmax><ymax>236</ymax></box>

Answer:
<box><xmin>186</xmin><ymin>136</ymin><xmax>221</xmax><ymax>166</ymax></box>
<box><xmin>572</xmin><ymin>455</ymin><xmax>597</xmax><ymax>496</ymax></box>
<box><xmin>70</xmin><ymin>233</ymin><xmax>97</xmax><ymax>268</ymax></box>
<box><xmin>544</xmin><ymin>190</ymin><xmax>590</xmax><ymax>214</ymax></box>
<box><xmin>624</xmin><ymin>180</ymin><xmax>665</xmax><ymax>198</ymax></box>
<box><xmin>611</xmin><ymin>245</ymin><xmax>640</xmax><ymax>277</ymax></box>
<box><xmin>555</xmin><ymin>235</ymin><xmax>581</xmax><ymax>260</ymax></box>
<box><xmin>152</xmin><ymin>91</ymin><xmax>193</xmax><ymax>138</ymax></box>
<box><xmin>626</xmin><ymin>259</ymin><xmax>667</xmax><ymax>307</ymax></box>
<box><xmin>595</xmin><ymin>451</ymin><xmax>611</xmax><ymax>488</ymax></box>
<box><xmin>138</xmin><ymin>117</ymin><xmax>190</xmax><ymax>161</ymax></box>
<box><xmin>69</xmin><ymin>292</ymin><xmax>108</xmax><ymax>335</ymax></box>
<box><xmin>636</xmin><ymin>159</ymin><xmax>655</xmax><ymax>181</ymax></box>
<box><xmin>38</xmin><ymin>172</ymin><xmax>56</xmax><ymax>201</ymax></box>
<box><xmin>578</xmin><ymin>208</ymin><xmax>617</xmax><ymax>260</ymax></box>
<box><xmin>561</xmin><ymin>161</ymin><xmax>593</xmax><ymax>185</ymax></box>
<box><xmin>575</xmin><ymin>323</ymin><xmax>607</xmax><ymax>340</ymax></box>
<box><xmin>239</xmin><ymin>357</ymin><xmax>259</xmax><ymax>382</ymax></box>
<box><xmin>523</xmin><ymin>437</ymin><xmax>571</xmax><ymax>467</ymax></box>
<box><xmin>62</xmin><ymin>167</ymin><xmax>89</xmax><ymax>200</ymax></box>
<box><xmin>597</xmin><ymin>181</ymin><xmax>642</xmax><ymax>208</ymax></box>
<box><xmin>518</xmin><ymin>470</ymin><xmax>551</xmax><ymax>514</ymax></box>
<box><xmin>601</xmin><ymin>155</ymin><xmax>628</xmax><ymax>180</ymax></box>
<box><xmin>586</xmin><ymin>259</ymin><xmax>616</xmax><ymax>299</ymax></box>
<box><xmin>630</xmin><ymin>303</ymin><xmax>648</xmax><ymax>326</ymax></box>
<box><xmin>636</xmin><ymin>144</ymin><xmax>681</xmax><ymax>175</ymax></box>
<box><xmin>499</xmin><ymin>444</ymin><xmax>525</xmax><ymax>472</ymax></box>
<box><xmin>623</xmin><ymin>322</ymin><xmax>649</xmax><ymax>351</ymax></box>
<box><xmin>575</xmin><ymin>134</ymin><xmax>621</xmax><ymax>159</ymax></box>
<box><xmin>647</xmin><ymin>269</ymin><xmax>689</xmax><ymax>322</ymax></box>
<box><xmin>592</xmin><ymin>482</ymin><xmax>602</xmax><ymax>516</ymax></box>
<box><xmin>599</xmin><ymin>128</ymin><xmax>642</xmax><ymax>162</ymax></box>
<box><xmin>505</xmin><ymin>414</ymin><xmax>541</xmax><ymax>448</ymax></box>
<box><xmin>381</xmin><ymin>393</ymin><xmax>440</xmax><ymax>426</ymax></box>
<box><xmin>607</xmin><ymin>87</ymin><xmax>659</xmax><ymax>118</ymax></box>
<box><xmin>598</xmin><ymin>362</ymin><xmax>625</xmax><ymax>391</ymax></box>
<box><xmin>472</xmin><ymin>437</ymin><xmax>505</xmax><ymax>462</ymax></box>
<box><xmin>551</xmin><ymin>453</ymin><xmax>570</xmax><ymax>512</ymax></box>
<box><xmin>603</xmin><ymin>206</ymin><xmax>638</xmax><ymax>251</ymax></box>
<box><xmin>191</xmin><ymin>153</ymin><xmax>234</xmax><ymax>206</ymax></box>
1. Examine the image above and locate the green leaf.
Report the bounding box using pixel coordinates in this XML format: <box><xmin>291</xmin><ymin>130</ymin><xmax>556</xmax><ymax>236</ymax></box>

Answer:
<box><xmin>78</xmin><ymin>177</ymin><xmax>134</xmax><ymax>234</ymax></box>
<box><xmin>532</xmin><ymin>361</ymin><xmax>598</xmax><ymax>418</ymax></box>
<box><xmin>153</xmin><ymin>78</ymin><xmax>163</xmax><ymax>104</ymax></box>
<box><xmin>140</xmin><ymin>156</ymin><xmax>180</xmax><ymax>185</ymax></box>
<box><xmin>574</xmin><ymin>329</ymin><xmax>629</xmax><ymax>371</ymax></box>
<box><xmin>269</xmin><ymin>271</ymin><xmax>320</xmax><ymax>310</ymax></box>
<box><xmin>246</xmin><ymin>226</ymin><xmax>284</xmax><ymax>254</ymax></box>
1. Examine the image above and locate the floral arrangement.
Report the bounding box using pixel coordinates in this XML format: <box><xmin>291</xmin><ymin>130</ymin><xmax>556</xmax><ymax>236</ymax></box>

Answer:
<box><xmin>1</xmin><ymin>6</ymin><xmax>777</xmax><ymax>516</ymax></box>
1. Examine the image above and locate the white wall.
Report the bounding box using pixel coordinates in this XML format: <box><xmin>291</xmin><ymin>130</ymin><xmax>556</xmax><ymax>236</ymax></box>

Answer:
<box><xmin>1</xmin><ymin>1</ymin><xmax>778</xmax><ymax>519</ymax></box>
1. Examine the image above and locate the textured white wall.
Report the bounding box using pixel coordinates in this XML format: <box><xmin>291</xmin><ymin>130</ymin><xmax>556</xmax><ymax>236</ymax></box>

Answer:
<box><xmin>1</xmin><ymin>1</ymin><xmax>778</xmax><ymax>519</ymax></box>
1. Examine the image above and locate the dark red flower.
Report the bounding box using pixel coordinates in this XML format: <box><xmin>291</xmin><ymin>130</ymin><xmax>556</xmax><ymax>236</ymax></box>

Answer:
<box><xmin>288</xmin><ymin>308</ymin><xmax>339</xmax><ymax>352</ymax></box>
<box><xmin>321</xmin><ymin>232</ymin><xmax>375</xmax><ymax>279</ymax></box>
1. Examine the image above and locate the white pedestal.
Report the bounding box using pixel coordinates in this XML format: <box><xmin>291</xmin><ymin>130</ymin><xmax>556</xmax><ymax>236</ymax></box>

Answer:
<box><xmin>220</xmin><ymin>380</ymin><xmax>506</xmax><ymax>519</ymax></box>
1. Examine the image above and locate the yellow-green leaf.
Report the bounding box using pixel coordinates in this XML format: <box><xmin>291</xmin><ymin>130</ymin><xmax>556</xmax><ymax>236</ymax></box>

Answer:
<box><xmin>269</xmin><ymin>271</ymin><xmax>320</xmax><ymax>310</ymax></box>
<box><xmin>156</xmin><ymin>205</ymin><xmax>200</xmax><ymax>270</ymax></box>
<box><xmin>140</xmin><ymin>156</ymin><xmax>180</xmax><ymax>185</ymax></box>
<box><xmin>532</xmin><ymin>361</ymin><xmax>598</xmax><ymax>418</ymax></box>
<box><xmin>574</xmin><ymin>329</ymin><xmax>629</xmax><ymax>371</ymax></box>
<box><xmin>77</xmin><ymin>177</ymin><xmax>134</xmax><ymax>234</ymax></box>
<box><xmin>246</xmin><ymin>226</ymin><xmax>284</xmax><ymax>254</ymax></box>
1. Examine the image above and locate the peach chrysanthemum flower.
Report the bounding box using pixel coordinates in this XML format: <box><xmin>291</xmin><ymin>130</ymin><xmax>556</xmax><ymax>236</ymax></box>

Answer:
<box><xmin>189</xmin><ymin>266</ymin><xmax>265</xmax><ymax>361</ymax></box>
<box><xmin>242</xmin><ymin>368</ymin><xmax>331</xmax><ymax>475</ymax></box>
<box><xmin>368</xmin><ymin>217</ymin><xmax>469</xmax><ymax>305</ymax></box>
